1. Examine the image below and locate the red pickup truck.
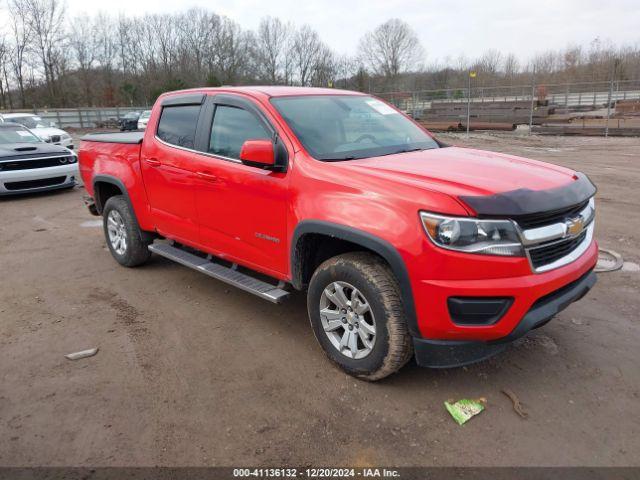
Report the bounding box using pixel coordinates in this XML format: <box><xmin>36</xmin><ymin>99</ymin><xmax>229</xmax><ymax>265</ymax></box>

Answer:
<box><xmin>79</xmin><ymin>87</ymin><xmax>597</xmax><ymax>380</ymax></box>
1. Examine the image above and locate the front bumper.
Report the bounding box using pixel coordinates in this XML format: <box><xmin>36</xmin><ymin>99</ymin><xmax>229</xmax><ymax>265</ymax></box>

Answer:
<box><xmin>0</xmin><ymin>163</ymin><xmax>78</xmax><ymax>195</ymax></box>
<box><xmin>414</xmin><ymin>269</ymin><xmax>597</xmax><ymax>367</ymax></box>
<box><xmin>53</xmin><ymin>138</ymin><xmax>74</xmax><ymax>149</ymax></box>
<box><xmin>411</xmin><ymin>236</ymin><xmax>598</xmax><ymax>341</ymax></box>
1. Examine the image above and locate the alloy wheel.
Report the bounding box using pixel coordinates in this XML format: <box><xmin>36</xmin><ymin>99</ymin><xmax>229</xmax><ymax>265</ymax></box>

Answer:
<box><xmin>319</xmin><ymin>281</ymin><xmax>376</xmax><ymax>359</ymax></box>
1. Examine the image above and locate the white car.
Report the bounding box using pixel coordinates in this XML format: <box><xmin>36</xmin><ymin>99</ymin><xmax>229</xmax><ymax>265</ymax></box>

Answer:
<box><xmin>1</xmin><ymin>113</ymin><xmax>74</xmax><ymax>149</ymax></box>
<box><xmin>137</xmin><ymin>110</ymin><xmax>152</xmax><ymax>130</ymax></box>
<box><xmin>0</xmin><ymin>122</ymin><xmax>77</xmax><ymax>195</ymax></box>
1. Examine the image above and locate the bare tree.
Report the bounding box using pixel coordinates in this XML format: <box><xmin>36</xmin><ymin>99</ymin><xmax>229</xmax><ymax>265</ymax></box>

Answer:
<box><xmin>0</xmin><ymin>36</ymin><xmax>8</xmax><ymax>108</ymax></box>
<box><xmin>177</xmin><ymin>8</ymin><xmax>217</xmax><ymax>83</ymax></box>
<box><xmin>289</xmin><ymin>25</ymin><xmax>325</xmax><ymax>86</ymax></box>
<box><xmin>503</xmin><ymin>53</ymin><xmax>520</xmax><ymax>80</ymax></box>
<box><xmin>8</xmin><ymin>0</ymin><xmax>32</xmax><ymax>107</ymax></box>
<box><xmin>69</xmin><ymin>14</ymin><xmax>99</xmax><ymax>105</ymax></box>
<box><xmin>358</xmin><ymin>19</ymin><xmax>424</xmax><ymax>78</ymax></box>
<box><xmin>94</xmin><ymin>13</ymin><xmax>119</xmax><ymax>105</ymax></box>
<box><xmin>254</xmin><ymin>17</ymin><xmax>291</xmax><ymax>84</ymax></box>
<box><xmin>210</xmin><ymin>17</ymin><xmax>252</xmax><ymax>84</ymax></box>
<box><xmin>478</xmin><ymin>49</ymin><xmax>502</xmax><ymax>75</ymax></box>
<box><xmin>22</xmin><ymin>0</ymin><xmax>66</xmax><ymax>105</ymax></box>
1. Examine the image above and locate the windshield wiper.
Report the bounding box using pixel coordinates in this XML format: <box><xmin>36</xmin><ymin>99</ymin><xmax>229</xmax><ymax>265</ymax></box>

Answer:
<box><xmin>322</xmin><ymin>155</ymin><xmax>358</xmax><ymax>161</ymax></box>
<box><xmin>382</xmin><ymin>147</ymin><xmax>424</xmax><ymax>156</ymax></box>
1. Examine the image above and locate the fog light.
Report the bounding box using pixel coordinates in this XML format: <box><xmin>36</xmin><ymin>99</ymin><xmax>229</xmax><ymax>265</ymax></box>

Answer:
<box><xmin>448</xmin><ymin>297</ymin><xmax>513</xmax><ymax>325</ymax></box>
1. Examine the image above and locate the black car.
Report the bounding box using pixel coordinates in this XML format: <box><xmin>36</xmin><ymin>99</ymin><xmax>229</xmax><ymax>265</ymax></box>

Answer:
<box><xmin>0</xmin><ymin>123</ymin><xmax>77</xmax><ymax>195</ymax></box>
<box><xmin>119</xmin><ymin>111</ymin><xmax>141</xmax><ymax>131</ymax></box>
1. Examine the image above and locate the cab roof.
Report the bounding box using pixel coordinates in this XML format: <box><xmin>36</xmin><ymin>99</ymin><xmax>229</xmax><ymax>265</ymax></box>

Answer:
<box><xmin>163</xmin><ymin>86</ymin><xmax>365</xmax><ymax>99</ymax></box>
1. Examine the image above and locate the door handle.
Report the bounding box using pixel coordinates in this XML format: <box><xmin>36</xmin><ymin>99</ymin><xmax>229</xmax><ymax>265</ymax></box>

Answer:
<box><xmin>196</xmin><ymin>171</ymin><xmax>219</xmax><ymax>182</ymax></box>
<box><xmin>145</xmin><ymin>158</ymin><xmax>161</xmax><ymax>167</ymax></box>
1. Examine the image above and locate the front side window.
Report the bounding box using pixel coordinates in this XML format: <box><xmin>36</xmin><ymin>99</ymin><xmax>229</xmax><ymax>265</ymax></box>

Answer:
<box><xmin>0</xmin><ymin>125</ymin><xmax>42</xmax><ymax>144</ymax></box>
<box><xmin>209</xmin><ymin>105</ymin><xmax>271</xmax><ymax>160</ymax></box>
<box><xmin>271</xmin><ymin>95</ymin><xmax>439</xmax><ymax>161</ymax></box>
<box><xmin>156</xmin><ymin>105</ymin><xmax>201</xmax><ymax>149</ymax></box>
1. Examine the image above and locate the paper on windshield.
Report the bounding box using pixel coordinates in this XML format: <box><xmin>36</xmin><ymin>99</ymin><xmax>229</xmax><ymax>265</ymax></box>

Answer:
<box><xmin>366</xmin><ymin>99</ymin><xmax>398</xmax><ymax>115</ymax></box>
<box><xmin>17</xmin><ymin>131</ymin><xmax>33</xmax><ymax>137</ymax></box>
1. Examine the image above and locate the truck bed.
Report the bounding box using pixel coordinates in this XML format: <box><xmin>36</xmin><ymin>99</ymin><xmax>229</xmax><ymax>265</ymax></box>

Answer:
<box><xmin>81</xmin><ymin>132</ymin><xmax>144</xmax><ymax>144</ymax></box>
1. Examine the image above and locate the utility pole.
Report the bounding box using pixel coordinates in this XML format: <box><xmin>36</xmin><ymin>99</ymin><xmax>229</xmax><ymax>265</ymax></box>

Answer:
<box><xmin>605</xmin><ymin>58</ymin><xmax>618</xmax><ymax>138</ymax></box>
<box><xmin>466</xmin><ymin>70</ymin><xmax>476</xmax><ymax>137</ymax></box>
<box><xmin>528</xmin><ymin>67</ymin><xmax>536</xmax><ymax>135</ymax></box>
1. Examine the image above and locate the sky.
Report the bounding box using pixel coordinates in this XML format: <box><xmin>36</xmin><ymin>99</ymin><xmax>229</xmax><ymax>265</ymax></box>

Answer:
<box><xmin>5</xmin><ymin>0</ymin><xmax>640</xmax><ymax>63</ymax></box>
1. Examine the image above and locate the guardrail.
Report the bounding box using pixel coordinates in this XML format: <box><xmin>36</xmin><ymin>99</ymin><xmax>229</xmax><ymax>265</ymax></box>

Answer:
<box><xmin>0</xmin><ymin>107</ymin><xmax>150</xmax><ymax>129</ymax></box>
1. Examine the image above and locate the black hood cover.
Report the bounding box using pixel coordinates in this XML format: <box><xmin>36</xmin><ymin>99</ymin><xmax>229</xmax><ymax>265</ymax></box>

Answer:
<box><xmin>459</xmin><ymin>172</ymin><xmax>597</xmax><ymax>217</ymax></box>
<box><xmin>0</xmin><ymin>142</ymin><xmax>71</xmax><ymax>160</ymax></box>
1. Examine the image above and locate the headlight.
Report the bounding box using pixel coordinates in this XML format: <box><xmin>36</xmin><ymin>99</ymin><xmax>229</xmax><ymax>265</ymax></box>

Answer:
<box><xmin>420</xmin><ymin>212</ymin><xmax>524</xmax><ymax>256</ymax></box>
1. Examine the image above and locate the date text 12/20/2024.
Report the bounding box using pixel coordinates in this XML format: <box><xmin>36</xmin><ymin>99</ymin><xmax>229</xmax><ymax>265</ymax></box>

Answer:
<box><xmin>233</xmin><ymin>468</ymin><xmax>401</xmax><ymax>478</ymax></box>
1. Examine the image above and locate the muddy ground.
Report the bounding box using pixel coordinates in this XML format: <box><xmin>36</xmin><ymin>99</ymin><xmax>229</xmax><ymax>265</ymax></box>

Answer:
<box><xmin>0</xmin><ymin>132</ymin><xmax>639</xmax><ymax>467</ymax></box>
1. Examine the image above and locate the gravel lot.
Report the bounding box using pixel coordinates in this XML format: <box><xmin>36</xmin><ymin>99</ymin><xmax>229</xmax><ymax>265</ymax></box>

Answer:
<box><xmin>1</xmin><ymin>132</ymin><xmax>639</xmax><ymax>467</ymax></box>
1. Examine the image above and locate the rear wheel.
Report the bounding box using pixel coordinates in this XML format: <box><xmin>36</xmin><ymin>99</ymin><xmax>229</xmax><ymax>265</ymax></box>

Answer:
<box><xmin>307</xmin><ymin>252</ymin><xmax>413</xmax><ymax>381</ymax></box>
<box><xmin>103</xmin><ymin>195</ymin><xmax>151</xmax><ymax>267</ymax></box>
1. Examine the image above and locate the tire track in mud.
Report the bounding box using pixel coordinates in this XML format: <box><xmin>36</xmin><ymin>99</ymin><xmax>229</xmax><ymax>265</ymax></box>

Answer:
<box><xmin>85</xmin><ymin>287</ymin><xmax>181</xmax><ymax>464</ymax></box>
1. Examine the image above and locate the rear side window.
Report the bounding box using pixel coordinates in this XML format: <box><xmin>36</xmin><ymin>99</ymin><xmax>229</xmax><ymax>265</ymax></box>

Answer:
<box><xmin>157</xmin><ymin>105</ymin><xmax>201</xmax><ymax>149</ymax></box>
<box><xmin>209</xmin><ymin>105</ymin><xmax>271</xmax><ymax>159</ymax></box>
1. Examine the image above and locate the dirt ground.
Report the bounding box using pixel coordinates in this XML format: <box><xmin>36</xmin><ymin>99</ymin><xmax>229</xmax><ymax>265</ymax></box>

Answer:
<box><xmin>0</xmin><ymin>132</ymin><xmax>639</xmax><ymax>467</ymax></box>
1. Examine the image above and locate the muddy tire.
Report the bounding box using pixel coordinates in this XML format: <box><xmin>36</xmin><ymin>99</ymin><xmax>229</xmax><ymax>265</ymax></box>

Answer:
<box><xmin>103</xmin><ymin>195</ymin><xmax>151</xmax><ymax>267</ymax></box>
<box><xmin>307</xmin><ymin>252</ymin><xmax>413</xmax><ymax>381</ymax></box>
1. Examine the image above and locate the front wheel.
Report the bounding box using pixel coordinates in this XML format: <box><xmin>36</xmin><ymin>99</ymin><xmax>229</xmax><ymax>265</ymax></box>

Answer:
<box><xmin>307</xmin><ymin>252</ymin><xmax>413</xmax><ymax>381</ymax></box>
<box><xmin>103</xmin><ymin>195</ymin><xmax>151</xmax><ymax>267</ymax></box>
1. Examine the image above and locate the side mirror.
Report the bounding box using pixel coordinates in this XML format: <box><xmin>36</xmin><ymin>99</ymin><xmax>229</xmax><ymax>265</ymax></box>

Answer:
<box><xmin>240</xmin><ymin>139</ymin><xmax>275</xmax><ymax>167</ymax></box>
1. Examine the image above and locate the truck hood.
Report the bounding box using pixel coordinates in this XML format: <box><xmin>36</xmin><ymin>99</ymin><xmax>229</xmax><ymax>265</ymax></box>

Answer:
<box><xmin>336</xmin><ymin>146</ymin><xmax>592</xmax><ymax>215</ymax></box>
<box><xmin>340</xmin><ymin>147</ymin><xmax>577</xmax><ymax>197</ymax></box>
<box><xmin>0</xmin><ymin>142</ymin><xmax>72</xmax><ymax>159</ymax></box>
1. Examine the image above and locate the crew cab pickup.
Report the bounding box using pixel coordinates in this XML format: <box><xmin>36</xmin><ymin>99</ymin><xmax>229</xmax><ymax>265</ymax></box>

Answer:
<box><xmin>79</xmin><ymin>87</ymin><xmax>597</xmax><ymax>380</ymax></box>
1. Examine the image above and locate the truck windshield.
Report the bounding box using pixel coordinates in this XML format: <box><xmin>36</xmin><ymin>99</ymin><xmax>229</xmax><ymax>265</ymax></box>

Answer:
<box><xmin>0</xmin><ymin>125</ymin><xmax>42</xmax><ymax>144</ymax></box>
<box><xmin>271</xmin><ymin>95</ymin><xmax>438</xmax><ymax>161</ymax></box>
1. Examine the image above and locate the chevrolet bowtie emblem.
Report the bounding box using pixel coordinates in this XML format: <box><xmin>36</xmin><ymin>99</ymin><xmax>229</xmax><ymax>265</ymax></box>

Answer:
<box><xmin>565</xmin><ymin>217</ymin><xmax>584</xmax><ymax>236</ymax></box>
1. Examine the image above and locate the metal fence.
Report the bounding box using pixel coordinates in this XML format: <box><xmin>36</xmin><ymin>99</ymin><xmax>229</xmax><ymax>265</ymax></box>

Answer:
<box><xmin>374</xmin><ymin>79</ymin><xmax>640</xmax><ymax>136</ymax></box>
<box><xmin>0</xmin><ymin>106</ymin><xmax>149</xmax><ymax>129</ymax></box>
<box><xmin>375</xmin><ymin>79</ymin><xmax>640</xmax><ymax>114</ymax></box>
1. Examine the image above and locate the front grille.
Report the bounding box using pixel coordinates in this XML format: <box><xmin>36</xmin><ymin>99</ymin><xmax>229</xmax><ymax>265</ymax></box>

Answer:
<box><xmin>4</xmin><ymin>176</ymin><xmax>67</xmax><ymax>190</ymax></box>
<box><xmin>528</xmin><ymin>229</ymin><xmax>588</xmax><ymax>269</ymax></box>
<box><xmin>0</xmin><ymin>156</ymin><xmax>73</xmax><ymax>171</ymax></box>
<box><xmin>514</xmin><ymin>200</ymin><xmax>589</xmax><ymax>229</ymax></box>
<box><xmin>50</xmin><ymin>135</ymin><xmax>61</xmax><ymax>143</ymax></box>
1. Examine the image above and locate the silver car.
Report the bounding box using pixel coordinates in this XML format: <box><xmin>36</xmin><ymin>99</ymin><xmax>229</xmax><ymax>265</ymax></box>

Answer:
<box><xmin>0</xmin><ymin>123</ymin><xmax>77</xmax><ymax>195</ymax></box>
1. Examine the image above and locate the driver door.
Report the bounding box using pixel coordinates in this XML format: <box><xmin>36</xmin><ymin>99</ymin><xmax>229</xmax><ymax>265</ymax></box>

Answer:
<box><xmin>191</xmin><ymin>94</ymin><xmax>290</xmax><ymax>277</ymax></box>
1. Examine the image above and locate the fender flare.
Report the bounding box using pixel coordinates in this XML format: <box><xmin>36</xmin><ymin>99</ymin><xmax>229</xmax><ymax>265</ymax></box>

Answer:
<box><xmin>291</xmin><ymin>220</ymin><xmax>420</xmax><ymax>337</ymax></box>
<box><xmin>92</xmin><ymin>175</ymin><xmax>131</xmax><ymax>214</ymax></box>
<box><xmin>93</xmin><ymin>174</ymin><xmax>155</xmax><ymax>242</ymax></box>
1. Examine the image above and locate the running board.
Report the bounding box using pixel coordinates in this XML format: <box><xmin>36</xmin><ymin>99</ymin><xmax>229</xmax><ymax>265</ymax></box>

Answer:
<box><xmin>148</xmin><ymin>243</ymin><xmax>290</xmax><ymax>304</ymax></box>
